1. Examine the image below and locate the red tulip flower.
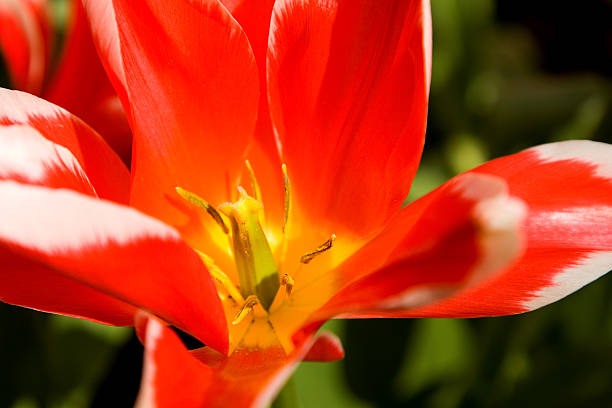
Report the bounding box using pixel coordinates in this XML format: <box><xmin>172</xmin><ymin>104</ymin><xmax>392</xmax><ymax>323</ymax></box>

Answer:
<box><xmin>1</xmin><ymin>0</ymin><xmax>611</xmax><ymax>407</ymax></box>
<box><xmin>0</xmin><ymin>0</ymin><xmax>131</xmax><ymax>161</ymax></box>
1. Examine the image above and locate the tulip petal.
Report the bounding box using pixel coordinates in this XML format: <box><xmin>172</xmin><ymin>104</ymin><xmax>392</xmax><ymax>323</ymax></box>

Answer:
<box><xmin>299</xmin><ymin>172</ymin><xmax>527</xmax><ymax>319</ymax></box>
<box><xmin>220</xmin><ymin>0</ymin><xmax>275</xmax><ymax>74</ymax></box>
<box><xmin>0</xmin><ymin>124</ymin><xmax>95</xmax><ymax>194</ymax></box>
<box><xmin>0</xmin><ymin>113</ymin><xmax>135</xmax><ymax>326</ymax></box>
<box><xmin>109</xmin><ymin>0</ymin><xmax>259</xmax><ymax>225</ymax></box>
<box><xmin>44</xmin><ymin>0</ymin><xmax>132</xmax><ymax>163</ymax></box>
<box><xmin>135</xmin><ymin>313</ymin><xmax>324</xmax><ymax>408</ymax></box>
<box><xmin>0</xmin><ymin>182</ymin><xmax>228</xmax><ymax>353</ymax></box>
<box><xmin>134</xmin><ymin>313</ymin><xmax>213</xmax><ymax>408</ymax></box>
<box><xmin>404</xmin><ymin>140</ymin><xmax>612</xmax><ymax>317</ymax></box>
<box><xmin>221</xmin><ymin>0</ymin><xmax>285</xmax><ymax>231</ymax></box>
<box><xmin>302</xmin><ymin>331</ymin><xmax>344</xmax><ymax>362</ymax></box>
<box><xmin>82</xmin><ymin>0</ymin><xmax>128</xmax><ymax>103</ymax></box>
<box><xmin>0</xmin><ymin>245</ymin><xmax>138</xmax><ymax>326</ymax></box>
<box><xmin>0</xmin><ymin>88</ymin><xmax>129</xmax><ymax>203</ymax></box>
<box><xmin>0</xmin><ymin>0</ymin><xmax>49</xmax><ymax>93</ymax></box>
<box><xmin>268</xmin><ymin>0</ymin><xmax>431</xmax><ymax>237</ymax></box>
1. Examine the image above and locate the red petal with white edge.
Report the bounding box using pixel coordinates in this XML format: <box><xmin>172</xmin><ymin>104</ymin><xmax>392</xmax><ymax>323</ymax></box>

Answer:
<box><xmin>268</xmin><ymin>0</ymin><xmax>431</xmax><ymax>238</ymax></box>
<box><xmin>405</xmin><ymin>140</ymin><xmax>612</xmax><ymax>317</ymax></box>
<box><xmin>0</xmin><ymin>125</ymin><xmax>135</xmax><ymax>324</ymax></box>
<box><xmin>0</xmin><ymin>0</ymin><xmax>50</xmax><ymax>93</ymax></box>
<box><xmin>44</xmin><ymin>0</ymin><xmax>132</xmax><ymax>163</ymax></box>
<box><xmin>0</xmin><ymin>182</ymin><xmax>228</xmax><ymax>353</ymax></box>
<box><xmin>111</xmin><ymin>0</ymin><xmax>259</xmax><ymax>221</ymax></box>
<box><xmin>135</xmin><ymin>313</ymin><xmax>324</xmax><ymax>408</ymax></box>
<box><xmin>306</xmin><ymin>172</ymin><xmax>526</xmax><ymax>319</ymax></box>
<box><xmin>135</xmin><ymin>313</ymin><xmax>213</xmax><ymax>408</ymax></box>
<box><xmin>0</xmin><ymin>124</ymin><xmax>95</xmax><ymax>194</ymax></box>
<box><xmin>0</xmin><ymin>88</ymin><xmax>129</xmax><ymax>204</ymax></box>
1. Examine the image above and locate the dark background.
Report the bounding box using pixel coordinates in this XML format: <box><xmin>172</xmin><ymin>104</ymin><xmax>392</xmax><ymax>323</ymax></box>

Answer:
<box><xmin>1</xmin><ymin>0</ymin><xmax>611</xmax><ymax>407</ymax></box>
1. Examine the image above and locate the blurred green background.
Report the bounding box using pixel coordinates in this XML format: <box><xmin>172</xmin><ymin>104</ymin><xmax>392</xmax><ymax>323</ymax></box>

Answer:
<box><xmin>1</xmin><ymin>0</ymin><xmax>611</xmax><ymax>407</ymax></box>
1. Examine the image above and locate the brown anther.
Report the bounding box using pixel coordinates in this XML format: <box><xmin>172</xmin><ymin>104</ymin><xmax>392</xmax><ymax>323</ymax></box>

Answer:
<box><xmin>281</xmin><ymin>273</ymin><xmax>294</xmax><ymax>296</ymax></box>
<box><xmin>300</xmin><ymin>234</ymin><xmax>337</xmax><ymax>264</ymax></box>
<box><xmin>232</xmin><ymin>295</ymin><xmax>259</xmax><ymax>325</ymax></box>
<box><xmin>175</xmin><ymin>187</ymin><xmax>229</xmax><ymax>234</ymax></box>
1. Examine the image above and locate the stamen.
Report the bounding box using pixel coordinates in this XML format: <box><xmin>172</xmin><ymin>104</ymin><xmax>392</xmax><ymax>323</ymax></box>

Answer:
<box><xmin>232</xmin><ymin>295</ymin><xmax>259</xmax><ymax>325</ymax></box>
<box><xmin>245</xmin><ymin>160</ymin><xmax>262</xmax><ymax>202</ymax></box>
<box><xmin>175</xmin><ymin>187</ymin><xmax>229</xmax><ymax>234</ymax></box>
<box><xmin>195</xmin><ymin>250</ymin><xmax>244</xmax><ymax>304</ymax></box>
<box><xmin>282</xmin><ymin>163</ymin><xmax>290</xmax><ymax>233</ymax></box>
<box><xmin>300</xmin><ymin>234</ymin><xmax>337</xmax><ymax>264</ymax></box>
<box><xmin>281</xmin><ymin>273</ymin><xmax>294</xmax><ymax>296</ymax></box>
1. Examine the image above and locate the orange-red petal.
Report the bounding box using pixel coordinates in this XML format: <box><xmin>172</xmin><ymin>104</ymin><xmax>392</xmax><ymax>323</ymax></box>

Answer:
<box><xmin>0</xmin><ymin>0</ymin><xmax>51</xmax><ymax>94</ymax></box>
<box><xmin>268</xmin><ymin>0</ymin><xmax>431</xmax><ymax>238</ymax></box>
<box><xmin>0</xmin><ymin>88</ymin><xmax>130</xmax><ymax>204</ymax></box>
<box><xmin>108</xmin><ymin>0</ymin><xmax>259</xmax><ymax>225</ymax></box>
<box><xmin>82</xmin><ymin>0</ymin><xmax>129</xmax><ymax>106</ymax></box>
<box><xmin>0</xmin><ymin>124</ymin><xmax>96</xmax><ymax>195</ymax></box>
<box><xmin>404</xmin><ymin>141</ymin><xmax>612</xmax><ymax>317</ymax></box>
<box><xmin>44</xmin><ymin>0</ymin><xmax>132</xmax><ymax>163</ymax></box>
<box><xmin>135</xmin><ymin>313</ymin><xmax>326</xmax><ymax>408</ymax></box>
<box><xmin>0</xmin><ymin>124</ymin><xmax>136</xmax><ymax>325</ymax></box>
<box><xmin>0</xmin><ymin>182</ymin><xmax>228</xmax><ymax>353</ymax></box>
<box><xmin>222</xmin><ymin>0</ymin><xmax>285</xmax><ymax>231</ymax></box>
<box><xmin>309</xmin><ymin>172</ymin><xmax>526</xmax><ymax>319</ymax></box>
<box><xmin>302</xmin><ymin>331</ymin><xmax>344</xmax><ymax>362</ymax></box>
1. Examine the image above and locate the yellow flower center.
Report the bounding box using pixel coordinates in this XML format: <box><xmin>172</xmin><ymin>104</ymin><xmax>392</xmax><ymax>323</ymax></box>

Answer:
<box><xmin>176</xmin><ymin>162</ymin><xmax>336</xmax><ymax>354</ymax></box>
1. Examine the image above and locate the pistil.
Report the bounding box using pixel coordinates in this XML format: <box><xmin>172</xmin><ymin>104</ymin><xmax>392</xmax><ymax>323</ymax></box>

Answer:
<box><xmin>219</xmin><ymin>187</ymin><xmax>280</xmax><ymax>310</ymax></box>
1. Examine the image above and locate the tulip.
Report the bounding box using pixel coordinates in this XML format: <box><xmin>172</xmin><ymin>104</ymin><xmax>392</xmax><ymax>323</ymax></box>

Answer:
<box><xmin>0</xmin><ymin>0</ymin><xmax>610</xmax><ymax>407</ymax></box>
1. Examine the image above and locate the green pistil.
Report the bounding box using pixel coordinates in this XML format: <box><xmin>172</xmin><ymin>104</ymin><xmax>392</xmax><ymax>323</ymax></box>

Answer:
<box><xmin>219</xmin><ymin>188</ymin><xmax>280</xmax><ymax>310</ymax></box>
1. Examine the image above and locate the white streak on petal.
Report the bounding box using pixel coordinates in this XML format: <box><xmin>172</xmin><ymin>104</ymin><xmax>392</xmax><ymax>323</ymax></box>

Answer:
<box><xmin>529</xmin><ymin>206</ymin><xmax>612</xmax><ymax>248</ymax></box>
<box><xmin>470</xmin><ymin>194</ymin><xmax>527</xmax><ymax>284</ymax></box>
<box><xmin>421</xmin><ymin>0</ymin><xmax>432</xmax><ymax>94</ymax></box>
<box><xmin>533</xmin><ymin>140</ymin><xmax>612</xmax><ymax>179</ymax></box>
<box><xmin>375</xmin><ymin>286</ymin><xmax>454</xmax><ymax>311</ymax></box>
<box><xmin>523</xmin><ymin>251</ymin><xmax>612</xmax><ymax>310</ymax></box>
<box><xmin>135</xmin><ymin>318</ymin><xmax>163</xmax><ymax>408</ymax></box>
<box><xmin>0</xmin><ymin>182</ymin><xmax>179</xmax><ymax>254</ymax></box>
<box><xmin>0</xmin><ymin>125</ymin><xmax>93</xmax><ymax>191</ymax></box>
<box><xmin>379</xmin><ymin>174</ymin><xmax>527</xmax><ymax>311</ymax></box>
<box><xmin>0</xmin><ymin>89</ymin><xmax>64</xmax><ymax>122</ymax></box>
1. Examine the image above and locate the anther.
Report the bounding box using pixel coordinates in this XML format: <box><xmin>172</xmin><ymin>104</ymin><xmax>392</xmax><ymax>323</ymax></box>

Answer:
<box><xmin>300</xmin><ymin>234</ymin><xmax>337</xmax><ymax>264</ymax></box>
<box><xmin>195</xmin><ymin>250</ymin><xmax>244</xmax><ymax>304</ymax></box>
<box><xmin>245</xmin><ymin>160</ymin><xmax>262</xmax><ymax>203</ymax></box>
<box><xmin>281</xmin><ymin>273</ymin><xmax>294</xmax><ymax>296</ymax></box>
<box><xmin>232</xmin><ymin>295</ymin><xmax>259</xmax><ymax>325</ymax></box>
<box><xmin>175</xmin><ymin>187</ymin><xmax>229</xmax><ymax>234</ymax></box>
<box><xmin>282</xmin><ymin>163</ymin><xmax>290</xmax><ymax>233</ymax></box>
